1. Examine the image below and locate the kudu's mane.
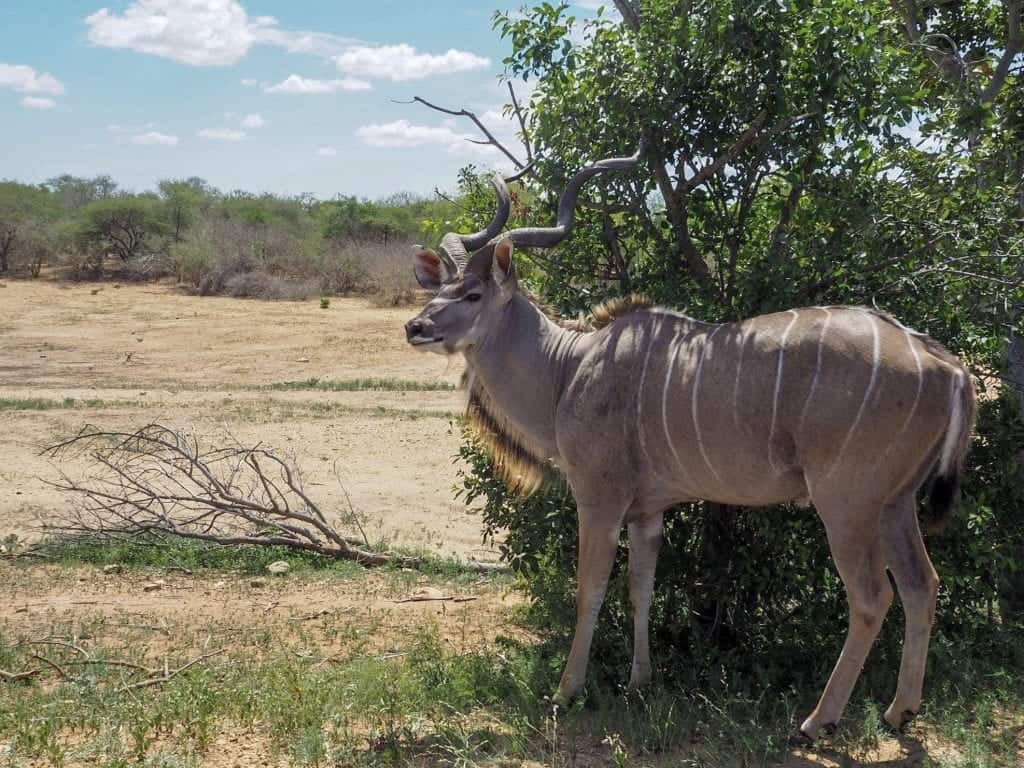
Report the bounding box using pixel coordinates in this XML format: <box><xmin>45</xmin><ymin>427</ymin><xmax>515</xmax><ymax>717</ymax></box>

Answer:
<box><xmin>462</xmin><ymin>293</ymin><xmax>654</xmax><ymax>494</ymax></box>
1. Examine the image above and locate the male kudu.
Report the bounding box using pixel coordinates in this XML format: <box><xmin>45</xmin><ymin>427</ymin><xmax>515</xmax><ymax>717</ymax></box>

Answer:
<box><xmin>404</xmin><ymin>148</ymin><xmax>975</xmax><ymax>740</ymax></box>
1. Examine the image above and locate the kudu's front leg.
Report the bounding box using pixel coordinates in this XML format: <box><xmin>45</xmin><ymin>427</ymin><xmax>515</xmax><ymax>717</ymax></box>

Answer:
<box><xmin>554</xmin><ymin>503</ymin><xmax>624</xmax><ymax>707</ymax></box>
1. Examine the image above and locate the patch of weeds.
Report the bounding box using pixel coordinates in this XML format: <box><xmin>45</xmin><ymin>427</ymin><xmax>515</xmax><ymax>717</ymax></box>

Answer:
<box><xmin>265</xmin><ymin>377</ymin><xmax>455</xmax><ymax>393</ymax></box>
<box><xmin>31</xmin><ymin>534</ymin><xmax>367</xmax><ymax>576</ymax></box>
<box><xmin>1</xmin><ymin>624</ymin><xmax>1021</xmax><ymax>767</ymax></box>
<box><xmin>0</xmin><ymin>397</ymin><xmax>138</xmax><ymax>411</ymax></box>
<box><xmin>29</xmin><ymin>533</ymin><xmax>510</xmax><ymax>584</ymax></box>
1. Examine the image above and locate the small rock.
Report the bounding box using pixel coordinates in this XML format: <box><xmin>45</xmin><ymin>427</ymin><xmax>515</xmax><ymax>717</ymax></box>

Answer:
<box><xmin>91</xmin><ymin>288</ymin><xmax>102</xmax><ymax>295</ymax></box>
<box><xmin>295</xmin><ymin>357</ymin><xmax>310</xmax><ymax>363</ymax></box>
<box><xmin>142</xmin><ymin>580</ymin><xmax>165</xmax><ymax>592</ymax></box>
<box><xmin>102</xmin><ymin>564</ymin><xmax>123</xmax><ymax>574</ymax></box>
<box><xmin>249</xmin><ymin>578</ymin><xmax>267</xmax><ymax>588</ymax></box>
<box><xmin>267</xmin><ymin>560</ymin><xmax>290</xmax><ymax>576</ymax></box>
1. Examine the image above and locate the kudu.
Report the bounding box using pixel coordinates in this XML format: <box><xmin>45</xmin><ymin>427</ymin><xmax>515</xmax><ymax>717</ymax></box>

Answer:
<box><xmin>404</xmin><ymin>148</ymin><xmax>975</xmax><ymax>740</ymax></box>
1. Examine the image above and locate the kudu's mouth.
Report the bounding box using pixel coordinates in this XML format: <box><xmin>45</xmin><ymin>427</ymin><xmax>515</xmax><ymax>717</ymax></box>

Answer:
<box><xmin>408</xmin><ymin>336</ymin><xmax>444</xmax><ymax>347</ymax></box>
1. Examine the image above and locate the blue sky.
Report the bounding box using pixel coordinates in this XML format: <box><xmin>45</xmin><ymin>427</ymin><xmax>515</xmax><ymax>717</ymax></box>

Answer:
<box><xmin>0</xmin><ymin>1</ymin><xmax>600</xmax><ymax>199</ymax></box>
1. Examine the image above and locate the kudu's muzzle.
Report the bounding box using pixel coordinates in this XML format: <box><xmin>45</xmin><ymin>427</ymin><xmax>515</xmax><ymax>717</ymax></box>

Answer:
<box><xmin>404</xmin><ymin>316</ymin><xmax>438</xmax><ymax>345</ymax></box>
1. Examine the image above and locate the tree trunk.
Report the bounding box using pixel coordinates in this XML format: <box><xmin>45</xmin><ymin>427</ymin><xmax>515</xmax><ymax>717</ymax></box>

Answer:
<box><xmin>0</xmin><ymin>228</ymin><xmax>14</xmax><ymax>273</ymax></box>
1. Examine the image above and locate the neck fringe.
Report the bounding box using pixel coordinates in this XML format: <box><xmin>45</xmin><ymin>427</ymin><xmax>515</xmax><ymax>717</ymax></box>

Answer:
<box><xmin>462</xmin><ymin>293</ymin><xmax>653</xmax><ymax>496</ymax></box>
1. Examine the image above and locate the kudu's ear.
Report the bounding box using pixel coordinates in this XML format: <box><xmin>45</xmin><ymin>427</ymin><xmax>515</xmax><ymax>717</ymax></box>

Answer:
<box><xmin>492</xmin><ymin>239</ymin><xmax>516</xmax><ymax>296</ymax></box>
<box><xmin>412</xmin><ymin>247</ymin><xmax>456</xmax><ymax>291</ymax></box>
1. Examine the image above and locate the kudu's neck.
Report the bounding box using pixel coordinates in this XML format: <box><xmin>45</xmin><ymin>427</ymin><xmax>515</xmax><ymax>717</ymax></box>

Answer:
<box><xmin>463</xmin><ymin>292</ymin><xmax>583</xmax><ymax>458</ymax></box>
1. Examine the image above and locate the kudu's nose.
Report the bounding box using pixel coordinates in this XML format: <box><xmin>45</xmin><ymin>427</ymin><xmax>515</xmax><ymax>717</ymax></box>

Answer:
<box><xmin>405</xmin><ymin>318</ymin><xmax>427</xmax><ymax>342</ymax></box>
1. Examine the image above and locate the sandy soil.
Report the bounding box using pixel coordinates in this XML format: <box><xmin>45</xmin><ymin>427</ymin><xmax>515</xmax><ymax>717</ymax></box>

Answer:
<box><xmin>0</xmin><ymin>280</ymin><xmax>494</xmax><ymax>560</ymax></box>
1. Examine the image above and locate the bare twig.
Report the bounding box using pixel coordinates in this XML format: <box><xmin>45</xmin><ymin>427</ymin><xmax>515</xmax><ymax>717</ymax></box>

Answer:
<box><xmin>0</xmin><ymin>667</ymin><xmax>41</xmax><ymax>682</ymax></box>
<box><xmin>117</xmin><ymin>648</ymin><xmax>227</xmax><ymax>691</ymax></box>
<box><xmin>397</xmin><ymin>96</ymin><xmax>527</xmax><ymax>169</ymax></box>
<box><xmin>391</xmin><ymin>595</ymin><xmax>479</xmax><ymax>604</ymax></box>
<box><xmin>507</xmin><ymin>81</ymin><xmax>533</xmax><ymax>163</ymax></box>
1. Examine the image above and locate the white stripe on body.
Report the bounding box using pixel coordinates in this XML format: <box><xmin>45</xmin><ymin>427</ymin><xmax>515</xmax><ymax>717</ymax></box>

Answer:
<box><xmin>797</xmin><ymin>307</ymin><xmax>833</xmax><ymax>435</ymax></box>
<box><xmin>693</xmin><ymin>325</ymin><xmax>725</xmax><ymax>484</ymax></box>
<box><xmin>635</xmin><ymin>320</ymin><xmax>661</xmax><ymax>468</ymax></box>
<box><xmin>732</xmin><ymin>328</ymin><xmax>747</xmax><ymax>433</ymax></box>
<box><xmin>662</xmin><ymin>327</ymin><xmax>688</xmax><ymax>474</ymax></box>
<box><xmin>939</xmin><ymin>370</ymin><xmax>965</xmax><ymax>474</ymax></box>
<box><xmin>767</xmin><ymin>310</ymin><xmax>801</xmax><ymax>474</ymax></box>
<box><xmin>889</xmin><ymin>329</ymin><xmax>924</xmax><ymax>445</ymax></box>
<box><xmin>826</xmin><ymin>311</ymin><xmax>880</xmax><ymax>477</ymax></box>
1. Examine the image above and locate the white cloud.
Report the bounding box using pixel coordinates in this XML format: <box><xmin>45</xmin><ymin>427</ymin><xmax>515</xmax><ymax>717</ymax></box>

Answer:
<box><xmin>240</xmin><ymin>78</ymin><xmax>258</xmax><ymax>87</ymax></box>
<box><xmin>21</xmin><ymin>96</ymin><xmax>57</xmax><ymax>110</ymax></box>
<box><xmin>240</xmin><ymin>113</ymin><xmax>264</xmax><ymax>128</ymax></box>
<box><xmin>0</xmin><ymin>63</ymin><xmax>65</xmax><ymax>95</ymax></box>
<box><xmin>264</xmin><ymin>74</ymin><xmax>370</xmax><ymax>94</ymax></box>
<box><xmin>356</xmin><ymin>119</ymin><xmax>476</xmax><ymax>151</ymax></box>
<box><xmin>317</xmin><ymin>146</ymin><xmax>337</xmax><ymax>156</ymax></box>
<box><xmin>86</xmin><ymin>0</ymin><xmax>263</xmax><ymax>66</ymax></box>
<box><xmin>108</xmin><ymin>121</ymin><xmax>157</xmax><ymax>134</ymax></box>
<box><xmin>130</xmin><ymin>131</ymin><xmax>179</xmax><ymax>146</ymax></box>
<box><xmin>198</xmin><ymin>127</ymin><xmax>246</xmax><ymax>141</ymax></box>
<box><xmin>336</xmin><ymin>44</ymin><xmax>489</xmax><ymax>82</ymax></box>
<box><xmin>84</xmin><ymin>0</ymin><xmax>361</xmax><ymax>67</ymax></box>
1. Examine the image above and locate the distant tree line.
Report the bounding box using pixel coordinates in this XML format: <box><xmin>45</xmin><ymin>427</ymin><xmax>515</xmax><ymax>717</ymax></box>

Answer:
<box><xmin>0</xmin><ymin>173</ymin><xmax>462</xmax><ymax>301</ymax></box>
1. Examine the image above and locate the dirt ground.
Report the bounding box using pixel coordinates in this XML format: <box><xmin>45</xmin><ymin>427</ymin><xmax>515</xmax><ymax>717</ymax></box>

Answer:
<box><xmin>0</xmin><ymin>280</ymin><xmax>497</xmax><ymax>561</ymax></box>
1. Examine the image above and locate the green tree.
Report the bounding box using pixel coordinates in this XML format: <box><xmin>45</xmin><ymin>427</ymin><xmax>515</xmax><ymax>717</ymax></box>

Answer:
<box><xmin>158</xmin><ymin>178</ymin><xmax>210</xmax><ymax>242</ymax></box>
<box><xmin>73</xmin><ymin>196</ymin><xmax>167</xmax><ymax>275</ymax></box>
<box><xmin>0</xmin><ymin>181</ymin><xmax>57</xmax><ymax>274</ymax></box>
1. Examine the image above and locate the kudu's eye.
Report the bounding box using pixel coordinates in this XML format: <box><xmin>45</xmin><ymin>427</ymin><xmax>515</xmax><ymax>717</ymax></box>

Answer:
<box><xmin>465</xmin><ymin>293</ymin><xmax>482</xmax><ymax>303</ymax></box>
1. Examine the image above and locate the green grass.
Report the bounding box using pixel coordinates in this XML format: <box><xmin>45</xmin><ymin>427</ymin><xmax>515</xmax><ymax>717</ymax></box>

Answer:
<box><xmin>1</xmin><ymin>623</ymin><xmax>1019</xmax><ymax>767</ymax></box>
<box><xmin>1</xmin><ymin>538</ymin><xmax>1020</xmax><ymax>767</ymax></box>
<box><xmin>0</xmin><ymin>397</ymin><xmax>139</xmax><ymax>412</ymax></box>
<box><xmin>264</xmin><ymin>377</ymin><xmax>456</xmax><ymax>393</ymax></box>
<box><xmin>26</xmin><ymin>533</ymin><xmax>506</xmax><ymax>584</ymax></box>
<box><xmin>218</xmin><ymin>399</ymin><xmax>458</xmax><ymax>422</ymax></box>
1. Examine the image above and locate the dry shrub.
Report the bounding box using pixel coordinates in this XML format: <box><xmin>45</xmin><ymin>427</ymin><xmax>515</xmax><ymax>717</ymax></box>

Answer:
<box><xmin>222</xmin><ymin>271</ymin><xmax>319</xmax><ymax>301</ymax></box>
<box><xmin>345</xmin><ymin>239</ymin><xmax>419</xmax><ymax>306</ymax></box>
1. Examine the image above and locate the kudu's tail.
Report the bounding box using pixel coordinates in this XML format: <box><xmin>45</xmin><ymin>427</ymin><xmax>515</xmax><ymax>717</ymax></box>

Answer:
<box><xmin>923</xmin><ymin>368</ymin><xmax>976</xmax><ymax>534</ymax></box>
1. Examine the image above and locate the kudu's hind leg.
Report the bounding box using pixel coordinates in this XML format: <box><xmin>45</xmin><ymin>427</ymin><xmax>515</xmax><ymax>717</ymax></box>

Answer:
<box><xmin>801</xmin><ymin>509</ymin><xmax>893</xmax><ymax>740</ymax></box>
<box><xmin>881</xmin><ymin>493</ymin><xmax>939</xmax><ymax>730</ymax></box>
<box><xmin>627</xmin><ymin>512</ymin><xmax>664</xmax><ymax>691</ymax></box>
<box><xmin>554</xmin><ymin>503</ymin><xmax>625</xmax><ymax>707</ymax></box>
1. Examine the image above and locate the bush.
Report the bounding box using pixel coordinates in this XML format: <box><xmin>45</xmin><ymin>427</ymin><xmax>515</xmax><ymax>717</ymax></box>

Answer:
<box><xmin>171</xmin><ymin>233</ymin><xmax>215</xmax><ymax>287</ymax></box>
<box><xmin>221</xmin><ymin>271</ymin><xmax>319</xmax><ymax>301</ymax></box>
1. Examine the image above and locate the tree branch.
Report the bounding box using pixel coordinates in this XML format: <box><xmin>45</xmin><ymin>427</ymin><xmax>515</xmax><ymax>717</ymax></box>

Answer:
<box><xmin>980</xmin><ymin>0</ymin><xmax>1022</xmax><ymax>103</ymax></box>
<box><xmin>397</xmin><ymin>97</ymin><xmax>527</xmax><ymax>169</ymax></box>
<box><xmin>507</xmin><ymin>81</ymin><xmax>533</xmax><ymax>163</ymax></box>
<box><xmin>612</xmin><ymin>0</ymin><xmax>642</xmax><ymax>30</ymax></box>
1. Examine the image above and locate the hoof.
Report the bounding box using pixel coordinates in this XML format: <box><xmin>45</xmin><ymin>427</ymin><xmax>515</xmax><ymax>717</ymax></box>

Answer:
<box><xmin>883</xmin><ymin>708</ymin><xmax>917</xmax><ymax>733</ymax></box>
<box><xmin>788</xmin><ymin>730</ymin><xmax>816</xmax><ymax>748</ymax></box>
<box><xmin>790</xmin><ymin>722</ymin><xmax>836</xmax><ymax>747</ymax></box>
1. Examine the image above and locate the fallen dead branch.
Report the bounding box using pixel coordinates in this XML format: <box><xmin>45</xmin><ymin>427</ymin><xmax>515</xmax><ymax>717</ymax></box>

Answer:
<box><xmin>0</xmin><ymin>667</ymin><xmax>41</xmax><ymax>682</ymax></box>
<box><xmin>391</xmin><ymin>595</ymin><xmax>480</xmax><ymax>604</ymax></box>
<box><xmin>40</xmin><ymin>423</ymin><xmax>510</xmax><ymax>574</ymax></box>
<box><xmin>40</xmin><ymin>424</ymin><xmax>409</xmax><ymax>568</ymax></box>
